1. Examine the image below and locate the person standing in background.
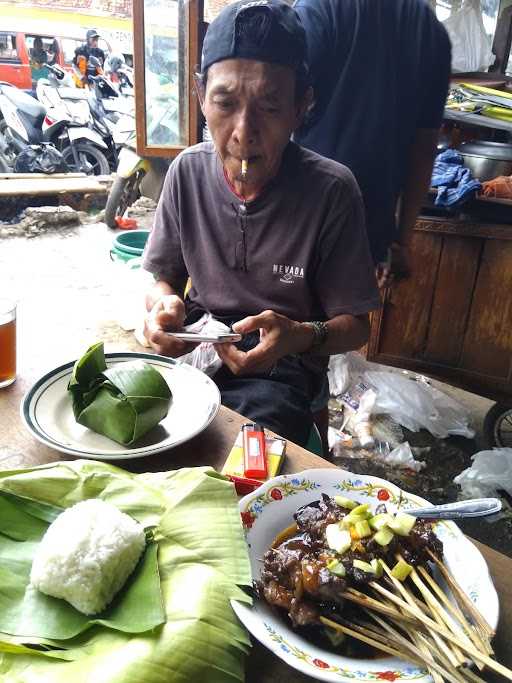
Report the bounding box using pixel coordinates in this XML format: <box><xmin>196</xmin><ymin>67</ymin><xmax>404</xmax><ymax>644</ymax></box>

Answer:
<box><xmin>294</xmin><ymin>0</ymin><xmax>451</xmax><ymax>287</ymax></box>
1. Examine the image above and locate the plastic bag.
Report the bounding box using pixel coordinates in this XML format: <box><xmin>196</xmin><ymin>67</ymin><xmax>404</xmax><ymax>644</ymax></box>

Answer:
<box><xmin>177</xmin><ymin>314</ymin><xmax>231</xmax><ymax>376</ymax></box>
<box><xmin>366</xmin><ymin>371</ymin><xmax>475</xmax><ymax>439</ymax></box>
<box><xmin>380</xmin><ymin>442</ymin><xmax>425</xmax><ymax>473</ymax></box>
<box><xmin>454</xmin><ymin>448</ymin><xmax>512</xmax><ymax>498</ymax></box>
<box><xmin>14</xmin><ymin>144</ymin><xmax>68</xmax><ymax>174</ymax></box>
<box><xmin>328</xmin><ymin>352</ymin><xmax>474</xmax><ymax>439</ymax></box>
<box><xmin>443</xmin><ymin>0</ymin><xmax>494</xmax><ymax>73</ymax></box>
<box><xmin>342</xmin><ymin>388</ymin><xmax>377</xmax><ymax>449</ymax></box>
<box><xmin>328</xmin><ymin>352</ymin><xmax>379</xmax><ymax>397</ymax></box>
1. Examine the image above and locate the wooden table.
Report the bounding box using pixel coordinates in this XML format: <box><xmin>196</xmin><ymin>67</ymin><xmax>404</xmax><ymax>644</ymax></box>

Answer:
<box><xmin>1</xmin><ymin>358</ymin><xmax>511</xmax><ymax>682</ymax></box>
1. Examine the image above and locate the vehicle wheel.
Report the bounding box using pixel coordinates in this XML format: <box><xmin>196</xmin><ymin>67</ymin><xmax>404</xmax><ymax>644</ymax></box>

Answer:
<box><xmin>62</xmin><ymin>143</ymin><xmax>110</xmax><ymax>176</ymax></box>
<box><xmin>104</xmin><ymin>171</ymin><xmax>145</xmax><ymax>228</ymax></box>
<box><xmin>483</xmin><ymin>402</ymin><xmax>512</xmax><ymax>448</ymax></box>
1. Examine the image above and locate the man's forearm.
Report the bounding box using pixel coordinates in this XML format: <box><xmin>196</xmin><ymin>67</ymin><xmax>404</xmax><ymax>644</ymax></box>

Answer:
<box><xmin>296</xmin><ymin>314</ymin><xmax>370</xmax><ymax>356</ymax></box>
<box><xmin>397</xmin><ymin>128</ymin><xmax>440</xmax><ymax>244</ymax></box>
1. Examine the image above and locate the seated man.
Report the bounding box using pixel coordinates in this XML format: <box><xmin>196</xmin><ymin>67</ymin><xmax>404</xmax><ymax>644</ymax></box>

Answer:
<box><xmin>143</xmin><ymin>0</ymin><xmax>380</xmax><ymax>447</ymax></box>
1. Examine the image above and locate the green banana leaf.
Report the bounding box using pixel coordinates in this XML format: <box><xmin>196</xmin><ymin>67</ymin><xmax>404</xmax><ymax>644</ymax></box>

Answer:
<box><xmin>68</xmin><ymin>342</ymin><xmax>172</xmax><ymax>445</ymax></box>
<box><xmin>0</xmin><ymin>461</ymin><xmax>252</xmax><ymax>683</ymax></box>
<box><xmin>0</xmin><ymin>530</ymin><xmax>164</xmax><ymax>640</ymax></box>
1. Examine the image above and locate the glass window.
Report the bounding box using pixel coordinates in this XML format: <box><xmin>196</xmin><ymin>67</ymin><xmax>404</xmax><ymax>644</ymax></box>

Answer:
<box><xmin>134</xmin><ymin>0</ymin><xmax>202</xmax><ymax>155</ymax></box>
<box><xmin>432</xmin><ymin>0</ymin><xmax>501</xmax><ymax>73</ymax></box>
<box><xmin>0</xmin><ymin>33</ymin><xmax>19</xmax><ymax>62</ymax></box>
<box><xmin>433</xmin><ymin>0</ymin><xmax>500</xmax><ymax>45</ymax></box>
<box><xmin>61</xmin><ymin>38</ymin><xmax>83</xmax><ymax>65</ymax></box>
<box><xmin>143</xmin><ymin>0</ymin><xmax>186</xmax><ymax>147</ymax></box>
<box><xmin>26</xmin><ymin>35</ymin><xmax>57</xmax><ymax>65</ymax></box>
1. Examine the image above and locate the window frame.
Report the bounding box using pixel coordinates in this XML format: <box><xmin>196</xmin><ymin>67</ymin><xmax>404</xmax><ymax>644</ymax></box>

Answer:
<box><xmin>133</xmin><ymin>0</ymin><xmax>205</xmax><ymax>158</ymax></box>
<box><xmin>0</xmin><ymin>32</ymin><xmax>21</xmax><ymax>64</ymax></box>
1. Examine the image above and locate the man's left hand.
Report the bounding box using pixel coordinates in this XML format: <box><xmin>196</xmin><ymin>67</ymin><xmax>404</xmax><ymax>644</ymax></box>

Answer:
<box><xmin>215</xmin><ymin>310</ymin><xmax>313</xmax><ymax>375</ymax></box>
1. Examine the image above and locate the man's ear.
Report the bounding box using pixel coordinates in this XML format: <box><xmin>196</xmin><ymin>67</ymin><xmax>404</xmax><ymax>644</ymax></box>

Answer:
<box><xmin>193</xmin><ymin>74</ymin><xmax>206</xmax><ymax>115</ymax></box>
<box><xmin>294</xmin><ymin>85</ymin><xmax>314</xmax><ymax>130</ymax></box>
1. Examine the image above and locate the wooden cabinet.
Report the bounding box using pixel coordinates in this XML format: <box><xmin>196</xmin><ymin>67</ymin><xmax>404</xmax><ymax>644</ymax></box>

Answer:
<box><xmin>368</xmin><ymin>216</ymin><xmax>512</xmax><ymax>403</ymax></box>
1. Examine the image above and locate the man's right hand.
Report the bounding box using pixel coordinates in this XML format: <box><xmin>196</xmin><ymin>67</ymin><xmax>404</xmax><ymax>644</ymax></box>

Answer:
<box><xmin>144</xmin><ymin>295</ymin><xmax>196</xmax><ymax>357</ymax></box>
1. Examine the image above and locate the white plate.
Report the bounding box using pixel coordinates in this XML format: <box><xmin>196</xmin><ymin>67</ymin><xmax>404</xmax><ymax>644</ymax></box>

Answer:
<box><xmin>21</xmin><ymin>353</ymin><xmax>220</xmax><ymax>459</ymax></box>
<box><xmin>233</xmin><ymin>468</ymin><xmax>499</xmax><ymax>683</ymax></box>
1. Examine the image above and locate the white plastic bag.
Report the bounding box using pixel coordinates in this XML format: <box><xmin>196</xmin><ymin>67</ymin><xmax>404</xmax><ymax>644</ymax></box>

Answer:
<box><xmin>343</xmin><ymin>388</ymin><xmax>377</xmax><ymax>449</ymax></box>
<box><xmin>177</xmin><ymin>313</ymin><xmax>231</xmax><ymax>376</ymax></box>
<box><xmin>454</xmin><ymin>448</ymin><xmax>512</xmax><ymax>498</ymax></box>
<box><xmin>443</xmin><ymin>0</ymin><xmax>494</xmax><ymax>73</ymax></box>
<box><xmin>328</xmin><ymin>352</ymin><xmax>379</xmax><ymax>397</ymax></box>
<box><xmin>366</xmin><ymin>371</ymin><xmax>475</xmax><ymax>439</ymax></box>
<box><xmin>381</xmin><ymin>442</ymin><xmax>425</xmax><ymax>473</ymax></box>
<box><xmin>328</xmin><ymin>352</ymin><xmax>474</xmax><ymax>439</ymax></box>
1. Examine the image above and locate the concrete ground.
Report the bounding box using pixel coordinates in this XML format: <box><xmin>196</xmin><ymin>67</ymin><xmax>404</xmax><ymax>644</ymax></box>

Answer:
<box><xmin>1</xmin><ymin>214</ymin><xmax>510</xmax><ymax>556</ymax></box>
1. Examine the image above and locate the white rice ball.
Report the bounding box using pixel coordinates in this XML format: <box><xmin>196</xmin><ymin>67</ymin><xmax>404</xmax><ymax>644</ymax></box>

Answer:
<box><xmin>30</xmin><ymin>498</ymin><xmax>146</xmax><ymax>615</ymax></box>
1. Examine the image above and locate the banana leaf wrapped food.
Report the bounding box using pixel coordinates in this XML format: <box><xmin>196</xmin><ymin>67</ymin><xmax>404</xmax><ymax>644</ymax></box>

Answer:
<box><xmin>68</xmin><ymin>342</ymin><xmax>172</xmax><ymax>445</ymax></box>
<box><xmin>0</xmin><ymin>461</ymin><xmax>252</xmax><ymax>683</ymax></box>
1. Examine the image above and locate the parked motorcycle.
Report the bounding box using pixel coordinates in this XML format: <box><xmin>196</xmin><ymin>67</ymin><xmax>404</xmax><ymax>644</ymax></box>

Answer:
<box><xmin>36</xmin><ymin>64</ymin><xmax>110</xmax><ymax>175</ymax></box>
<box><xmin>0</xmin><ymin>80</ymin><xmax>67</xmax><ymax>172</ymax></box>
<box><xmin>105</xmin><ymin>54</ymin><xmax>134</xmax><ymax>96</ymax></box>
<box><xmin>104</xmin><ymin>128</ymin><xmax>147</xmax><ymax>228</ymax></box>
<box><xmin>44</xmin><ymin>61</ymin><xmax>132</xmax><ymax>171</ymax></box>
<box><xmin>86</xmin><ymin>75</ymin><xmax>121</xmax><ymax>170</ymax></box>
<box><xmin>104</xmin><ymin>94</ymin><xmax>178</xmax><ymax>228</ymax></box>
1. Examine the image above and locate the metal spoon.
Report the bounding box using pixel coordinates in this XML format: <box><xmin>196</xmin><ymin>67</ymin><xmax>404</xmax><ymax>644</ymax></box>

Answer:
<box><xmin>405</xmin><ymin>498</ymin><xmax>502</xmax><ymax>520</ymax></box>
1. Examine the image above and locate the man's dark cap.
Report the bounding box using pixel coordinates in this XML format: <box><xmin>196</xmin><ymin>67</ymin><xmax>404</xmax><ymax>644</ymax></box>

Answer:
<box><xmin>201</xmin><ymin>0</ymin><xmax>308</xmax><ymax>77</ymax></box>
<box><xmin>87</xmin><ymin>29</ymin><xmax>100</xmax><ymax>40</ymax></box>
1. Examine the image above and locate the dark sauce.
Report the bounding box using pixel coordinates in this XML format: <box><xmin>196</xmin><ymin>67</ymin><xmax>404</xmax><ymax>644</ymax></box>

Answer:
<box><xmin>269</xmin><ymin>524</ymin><xmax>386</xmax><ymax>659</ymax></box>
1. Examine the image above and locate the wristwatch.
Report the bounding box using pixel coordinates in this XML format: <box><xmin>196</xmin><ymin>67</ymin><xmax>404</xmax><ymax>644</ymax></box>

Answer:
<box><xmin>308</xmin><ymin>321</ymin><xmax>328</xmax><ymax>351</ymax></box>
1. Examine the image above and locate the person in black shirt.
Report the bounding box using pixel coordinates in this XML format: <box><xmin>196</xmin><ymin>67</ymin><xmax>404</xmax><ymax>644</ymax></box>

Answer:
<box><xmin>294</xmin><ymin>0</ymin><xmax>451</xmax><ymax>287</ymax></box>
<box><xmin>73</xmin><ymin>29</ymin><xmax>106</xmax><ymax>84</ymax></box>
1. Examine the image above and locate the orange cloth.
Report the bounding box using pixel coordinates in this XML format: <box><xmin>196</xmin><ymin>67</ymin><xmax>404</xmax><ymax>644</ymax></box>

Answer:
<box><xmin>481</xmin><ymin>175</ymin><xmax>512</xmax><ymax>199</ymax></box>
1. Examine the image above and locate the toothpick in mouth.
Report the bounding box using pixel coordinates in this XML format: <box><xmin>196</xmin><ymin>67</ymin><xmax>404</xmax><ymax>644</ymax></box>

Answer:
<box><xmin>241</xmin><ymin>159</ymin><xmax>248</xmax><ymax>180</ymax></box>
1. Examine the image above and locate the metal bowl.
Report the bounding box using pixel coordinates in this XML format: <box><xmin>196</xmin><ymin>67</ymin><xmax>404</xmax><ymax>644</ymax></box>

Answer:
<box><xmin>458</xmin><ymin>141</ymin><xmax>512</xmax><ymax>181</ymax></box>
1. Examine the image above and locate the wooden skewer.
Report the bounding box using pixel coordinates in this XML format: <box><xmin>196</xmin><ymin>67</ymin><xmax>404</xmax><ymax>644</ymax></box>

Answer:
<box><xmin>407</xmin><ymin>572</ymin><xmax>484</xmax><ymax>671</ymax></box>
<box><xmin>344</xmin><ymin>617</ymin><xmax>407</xmax><ymax>650</ymax></box>
<box><xmin>380</xmin><ymin>560</ymin><xmax>463</xmax><ymax>670</ymax></box>
<box><xmin>368</xmin><ymin>580</ymin><xmax>512</xmax><ymax>680</ymax></box>
<box><xmin>360</xmin><ymin>612</ymin><xmax>454</xmax><ymax>683</ymax></box>
<box><xmin>418</xmin><ymin>565</ymin><xmax>493</xmax><ymax>657</ymax></box>
<box><xmin>320</xmin><ymin>616</ymin><xmax>421</xmax><ymax>662</ymax></box>
<box><xmin>414</xmin><ymin>632</ymin><xmax>472</xmax><ymax>683</ymax></box>
<box><xmin>356</xmin><ymin>612</ymin><xmax>467</xmax><ymax>683</ymax></box>
<box><xmin>396</xmin><ymin>556</ymin><xmax>469</xmax><ymax>668</ymax></box>
<box><xmin>342</xmin><ymin>588</ymin><xmax>418</xmax><ymax>624</ymax></box>
<box><xmin>427</xmin><ymin>549</ymin><xmax>494</xmax><ymax>637</ymax></box>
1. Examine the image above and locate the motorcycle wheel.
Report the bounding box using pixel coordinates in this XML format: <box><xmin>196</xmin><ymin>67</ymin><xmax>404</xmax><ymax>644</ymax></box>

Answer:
<box><xmin>104</xmin><ymin>171</ymin><xmax>145</xmax><ymax>228</ymax></box>
<box><xmin>483</xmin><ymin>402</ymin><xmax>512</xmax><ymax>448</ymax></box>
<box><xmin>62</xmin><ymin>143</ymin><xmax>110</xmax><ymax>176</ymax></box>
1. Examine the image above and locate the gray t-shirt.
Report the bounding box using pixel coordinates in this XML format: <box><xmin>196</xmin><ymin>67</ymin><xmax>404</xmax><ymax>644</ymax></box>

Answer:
<box><xmin>143</xmin><ymin>141</ymin><xmax>380</xmax><ymax>322</ymax></box>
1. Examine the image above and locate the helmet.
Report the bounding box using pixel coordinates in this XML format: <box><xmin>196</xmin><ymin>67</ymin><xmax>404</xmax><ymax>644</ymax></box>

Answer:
<box><xmin>107</xmin><ymin>53</ymin><xmax>124</xmax><ymax>73</ymax></box>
